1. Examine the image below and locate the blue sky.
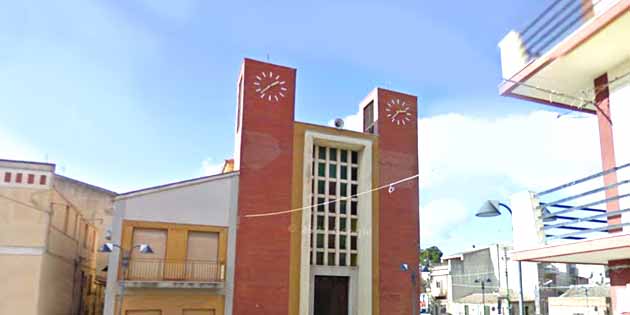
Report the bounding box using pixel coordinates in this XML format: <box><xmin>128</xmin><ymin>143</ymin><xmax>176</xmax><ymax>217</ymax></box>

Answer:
<box><xmin>0</xmin><ymin>0</ymin><xmax>604</xmax><ymax>254</ymax></box>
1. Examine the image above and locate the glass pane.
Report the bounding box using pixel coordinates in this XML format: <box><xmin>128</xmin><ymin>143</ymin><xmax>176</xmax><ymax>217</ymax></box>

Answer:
<box><xmin>317</xmin><ymin>216</ymin><xmax>324</xmax><ymax>230</ymax></box>
<box><xmin>318</xmin><ymin>147</ymin><xmax>326</xmax><ymax>159</ymax></box>
<box><xmin>329</xmin><ymin>163</ymin><xmax>337</xmax><ymax>178</ymax></box>
<box><xmin>350</xmin><ymin>254</ymin><xmax>357</xmax><ymax>266</ymax></box>
<box><xmin>330</xmin><ymin>148</ymin><xmax>337</xmax><ymax>161</ymax></box>
<box><xmin>340</xmin><ymin>235</ymin><xmax>347</xmax><ymax>249</ymax></box>
<box><xmin>351</xmin><ymin>218</ymin><xmax>358</xmax><ymax>232</ymax></box>
<box><xmin>351</xmin><ymin>167</ymin><xmax>358</xmax><ymax>181</ymax></box>
<box><xmin>340</xmin><ymin>201</ymin><xmax>347</xmax><ymax>214</ymax></box>
<box><xmin>351</xmin><ymin>184</ymin><xmax>357</xmax><ymax>195</ymax></box>
<box><xmin>351</xmin><ymin>201</ymin><xmax>357</xmax><ymax>215</ymax></box>
<box><xmin>318</xmin><ymin>180</ymin><xmax>326</xmax><ymax>194</ymax></box>
<box><xmin>328</xmin><ymin>253</ymin><xmax>335</xmax><ymax>266</ymax></box>
<box><xmin>318</xmin><ymin>163</ymin><xmax>325</xmax><ymax>177</ymax></box>
<box><xmin>328</xmin><ymin>235</ymin><xmax>335</xmax><ymax>249</ymax></box>
<box><xmin>328</xmin><ymin>182</ymin><xmax>336</xmax><ymax>195</ymax></box>
<box><xmin>351</xmin><ymin>236</ymin><xmax>357</xmax><ymax>250</ymax></box>
<box><xmin>328</xmin><ymin>217</ymin><xmax>335</xmax><ymax>230</ymax></box>
<box><xmin>340</xmin><ymin>165</ymin><xmax>347</xmax><ymax>179</ymax></box>
<box><xmin>340</xmin><ymin>218</ymin><xmax>347</xmax><ymax>231</ymax></box>
<box><xmin>317</xmin><ymin>198</ymin><xmax>325</xmax><ymax>212</ymax></box>
<box><xmin>329</xmin><ymin>200</ymin><xmax>336</xmax><ymax>213</ymax></box>
<box><xmin>340</xmin><ymin>150</ymin><xmax>347</xmax><ymax>162</ymax></box>
<box><xmin>340</xmin><ymin>183</ymin><xmax>347</xmax><ymax>196</ymax></box>
<box><xmin>317</xmin><ymin>234</ymin><xmax>324</xmax><ymax>248</ymax></box>
<box><xmin>339</xmin><ymin>253</ymin><xmax>347</xmax><ymax>266</ymax></box>
<box><xmin>316</xmin><ymin>252</ymin><xmax>324</xmax><ymax>265</ymax></box>
<box><xmin>351</xmin><ymin>151</ymin><xmax>358</xmax><ymax>164</ymax></box>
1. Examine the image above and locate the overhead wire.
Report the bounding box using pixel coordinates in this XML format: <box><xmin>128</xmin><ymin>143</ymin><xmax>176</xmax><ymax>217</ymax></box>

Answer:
<box><xmin>243</xmin><ymin>173</ymin><xmax>420</xmax><ymax>218</ymax></box>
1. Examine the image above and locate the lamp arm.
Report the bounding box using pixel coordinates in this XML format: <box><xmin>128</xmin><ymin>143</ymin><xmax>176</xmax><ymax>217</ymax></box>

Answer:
<box><xmin>498</xmin><ymin>202</ymin><xmax>513</xmax><ymax>215</ymax></box>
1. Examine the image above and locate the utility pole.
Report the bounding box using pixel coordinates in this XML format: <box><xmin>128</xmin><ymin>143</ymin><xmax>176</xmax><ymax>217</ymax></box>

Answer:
<box><xmin>503</xmin><ymin>249</ymin><xmax>511</xmax><ymax>315</ymax></box>
<box><xmin>475</xmin><ymin>278</ymin><xmax>492</xmax><ymax>315</ymax></box>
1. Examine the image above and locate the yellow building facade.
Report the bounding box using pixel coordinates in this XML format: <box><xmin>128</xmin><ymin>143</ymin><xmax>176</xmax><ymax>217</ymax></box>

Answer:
<box><xmin>0</xmin><ymin>159</ymin><xmax>115</xmax><ymax>315</ymax></box>
<box><xmin>104</xmin><ymin>172</ymin><xmax>239</xmax><ymax>315</ymax></box>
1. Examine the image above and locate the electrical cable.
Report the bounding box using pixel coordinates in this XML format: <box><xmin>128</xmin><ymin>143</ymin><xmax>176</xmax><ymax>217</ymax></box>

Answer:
<box><xmin>243</xmin><ymin>173</ymin><xmax>420</xmax><ymax>218</ymax></box>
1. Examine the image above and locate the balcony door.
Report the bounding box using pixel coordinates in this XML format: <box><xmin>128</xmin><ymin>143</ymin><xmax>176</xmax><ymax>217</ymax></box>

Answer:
<box><xmin>314</xmin><ymin>276</ymin><xmax>349</xmax><ymax>315</ymax></box>
<box><xmin>185</xmin><ymin>231</ymin><xmax>219</xmax><ymax>281</ymax></box>
<box><xmin>128</xmin><ymin>228</ymin><xmax>167</xmax><ymax>280</ymax></box>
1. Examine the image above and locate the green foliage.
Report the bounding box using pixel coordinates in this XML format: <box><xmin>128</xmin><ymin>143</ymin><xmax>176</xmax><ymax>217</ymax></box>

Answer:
<box><xmin>420</xmin><ymin>246</ymin><xmax>443</xmax><ymax>265</ymax></box>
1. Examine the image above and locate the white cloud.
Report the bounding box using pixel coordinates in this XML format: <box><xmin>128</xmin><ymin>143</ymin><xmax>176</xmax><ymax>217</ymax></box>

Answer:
<box><xmin>333</xmin><ymin>109</ymin><xmax>602</xmax><ymax>240</ymax></box>
<box><xmin>201</xmin><ymin>158</ymin><xmax>225</xmax><ymax>176</ymax></box>
<box><xmin>334</xmin><ymin>109</ymin><xmax>600</xmax><ymax>190</ymax></box>
<box><xmin>421</xmin><ymin>198</ymin><xmax>470</xmax><ymax>240</ymax></box>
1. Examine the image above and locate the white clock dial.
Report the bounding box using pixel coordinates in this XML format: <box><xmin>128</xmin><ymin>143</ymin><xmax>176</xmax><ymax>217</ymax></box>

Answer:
<box><xmin>253</xmin><ymin>71</ymin><xmax>287</xmax><ymax>102</ymax></box>
<box><xmin>385</xmin><ymin>98</ymin><xmax>413</xmax><ymax>126</ymax></box>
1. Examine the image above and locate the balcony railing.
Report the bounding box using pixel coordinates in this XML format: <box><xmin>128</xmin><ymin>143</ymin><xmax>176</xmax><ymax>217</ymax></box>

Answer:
<box><xmin>125</xmin><ymin>258</ymin><xmax>224</xmax><ymax>283</ymax></box>
<box><xmin>520</xmin><ymin>0</ymin><xmax>617</xmax><ymax>58</ymax></box>
<box><xmin>536</xmin><ymin>162</ymin><xmax>630</xmax><ymax>242</ymax></box>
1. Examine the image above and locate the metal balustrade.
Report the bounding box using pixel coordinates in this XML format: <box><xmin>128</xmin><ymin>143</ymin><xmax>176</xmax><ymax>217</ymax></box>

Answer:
<box><xmin>519</xmin><ymin>0</ymin><xmax>617</xmax><ymax>58</ymax></box>
<box><xmin>536</xmin><ymin>162</ymin><xmax>630</xmax><ymax>242</ymax></box>
<box><xmin>125</xmin><ymin>258</ymin><xmax>224</xmax><ymax>282</ymax></box>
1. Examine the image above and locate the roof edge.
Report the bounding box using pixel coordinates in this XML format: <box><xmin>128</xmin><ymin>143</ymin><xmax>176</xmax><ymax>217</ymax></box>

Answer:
<box><xmin>116</xmin><ymin>171</ymin><xmax>239</xmax><ymax>200</ymax></box>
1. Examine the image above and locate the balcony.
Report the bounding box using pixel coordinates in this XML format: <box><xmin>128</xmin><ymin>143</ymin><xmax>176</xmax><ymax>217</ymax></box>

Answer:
<box><xmin>123</xmin><ymin>258</ymin><xmax>225</xmax><ymax>289</ymax></box>
<box><xmin>498</xmin><ymin>0</ymin><xmax>630</xmax><ymax>112</ymax></box>
<box><xmin>510</xmin><ymin>162</ymin><xmax>630</xmax><ymax>264</ymax></box>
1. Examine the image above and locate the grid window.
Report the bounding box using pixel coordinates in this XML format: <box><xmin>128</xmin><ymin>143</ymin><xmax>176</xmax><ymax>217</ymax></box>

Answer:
<box><xmin>310</xmin><ymin>145</ymin><xmax>360</xmax><ymax>267</ymax></box>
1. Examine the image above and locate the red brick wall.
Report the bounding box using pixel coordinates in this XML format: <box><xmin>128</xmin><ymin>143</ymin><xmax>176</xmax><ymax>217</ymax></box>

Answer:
<box><xmin>609</xmin><ymin>259</ymin><xmax>630</xmax><ymax>314</ymax></box>
<box><xmin>233</xmin><ymin>58</ymin><xmax>296</xmax><ymax>315</ymax></box>
<box><xmin>594</xmin><ymin>74</ymin><xmax>621</xmax><ymax>229</ymax></box>
<box><xmin>375</xmin><ymin>88</ymin><xmax>420</xmax><ymax>314</ymax></box>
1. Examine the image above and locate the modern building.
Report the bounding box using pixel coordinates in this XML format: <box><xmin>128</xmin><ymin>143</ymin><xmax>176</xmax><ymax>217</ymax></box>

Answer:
<box><xmin>103</xmin><ymin>172</ymin><xmax>239</xmax><ymax>315</ymax></box>
<box><xmin>103</xmin><ymin>58</ymin><xmax>421</xmax><ymax>315</ymax></box>
<box><xmin>497</xmin><ymin>1</ymin><xmax>630</xmax><ymax>314</ymax></box>
<box><xmin>0</xmin><ymin>158</ymin><xmax>116</xmax><ymax>315</ymax></box>
<box><xmin>439</xmin><ymin>244</ymin><xmax>537</xmax><ymax>315</ymax></box>
<box><xmin>547</xmin><ymin>286</ymin><xmax>611</xmax><ymax>315</ymax></box>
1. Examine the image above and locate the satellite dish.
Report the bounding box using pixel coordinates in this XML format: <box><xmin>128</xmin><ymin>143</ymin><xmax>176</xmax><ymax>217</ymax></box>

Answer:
<box><xmin>334</xmin><ymin>118</ymin><xmax>344</xmax><ymax>129</ymax></box>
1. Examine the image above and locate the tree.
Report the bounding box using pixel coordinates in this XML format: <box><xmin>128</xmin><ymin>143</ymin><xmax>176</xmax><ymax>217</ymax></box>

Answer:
<box><xmin>420</xmin><ymin>246</ymin><xmax>443</xmax><ymax>265</ymax></box>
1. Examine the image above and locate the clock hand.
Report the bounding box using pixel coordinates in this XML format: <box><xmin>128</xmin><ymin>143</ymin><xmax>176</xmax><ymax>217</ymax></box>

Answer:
<box><xmin>391</xmin><ymin>110</ymin><xmax>403</xmax><ymax>119</ymax></box>
<box><xmin>260</xmin><ymin>81</ymin><xmax>280</xmax><ymax>94</ymax></box>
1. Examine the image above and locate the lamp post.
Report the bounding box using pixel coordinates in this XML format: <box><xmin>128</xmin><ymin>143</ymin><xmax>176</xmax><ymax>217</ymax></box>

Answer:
<box><xmin>475</xmin><ymin>200</ymin><xmax>525</xmax><ymax>315</ymax></box>
<box><xmin>99</xmin><ymin>242</ymin><xmax>153</xmax><ymax>315</ymax></box>
<box><xmin>475</xmin><ymin>278</ymin><xmax>492</xmax><ymax>315</ymax></box>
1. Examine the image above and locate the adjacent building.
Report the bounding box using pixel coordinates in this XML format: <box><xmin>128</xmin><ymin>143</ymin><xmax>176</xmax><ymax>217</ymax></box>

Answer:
<box><xmin>498</xmin><ymin>1</ymin><xmax>630</xmax><ymax>314</ymax></box>
<box><xmin>424</xmin><ymin>244</ymin><xmax>604</xmax><ymax>315</ymax></box>
<box><xmin>103</xmin><ymin>172</ymin><xmax>239</xmax><ymax>315</ymax></box>
<box><xmin>438</xmin><ymin>245</ymin><xmax>537</xmax><ymax>315</ymax></box>
<box><xmin>0</xmin><ymin>159</ymin><xmax>116</xmax><ymax>315</ymax></box>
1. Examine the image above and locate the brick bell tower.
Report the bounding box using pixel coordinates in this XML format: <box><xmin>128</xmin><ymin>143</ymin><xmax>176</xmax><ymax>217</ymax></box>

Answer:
<box><xmin>363</xmin><ymin>88</ymin><xmax>420</xmax><ymax>315</ymax></box>
<box><xmin>233</xmin><ymin>58</ymin><xmax>297</xmax><ymax>315</ymax></box>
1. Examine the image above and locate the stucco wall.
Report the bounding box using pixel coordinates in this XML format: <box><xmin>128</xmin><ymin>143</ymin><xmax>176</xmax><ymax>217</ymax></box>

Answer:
<box><xmin>0</xmin><ymin>187</ymin><xmax>50</xmax><ymax>248</ymax></box>
<box><xmin>0</xmin><ymin>254</ymin><xmax>42</xmax><ymax>315</ymax></box>
<box><xmin>104</xmin><ymin>173</ymin><xmax>239</xmax><ymax>315</ymax></box>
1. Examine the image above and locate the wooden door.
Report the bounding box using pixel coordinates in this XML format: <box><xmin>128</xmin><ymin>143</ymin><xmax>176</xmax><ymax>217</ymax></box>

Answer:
<box><xmin>314</xmin><ymin>276</ymin><xmax>349</xmax><ymax>315</ymax></box>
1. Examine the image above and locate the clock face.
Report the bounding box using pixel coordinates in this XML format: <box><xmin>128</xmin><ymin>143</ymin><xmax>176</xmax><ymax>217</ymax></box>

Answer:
<box><xmin>253</xmin><ymin>71</ymin><xmax>287</xmax><ymax>102</ymax></box>
<box><xmin>385</xmin><ymin>98</ymin><xmax>413</xmax><ymax>126</ymax></box>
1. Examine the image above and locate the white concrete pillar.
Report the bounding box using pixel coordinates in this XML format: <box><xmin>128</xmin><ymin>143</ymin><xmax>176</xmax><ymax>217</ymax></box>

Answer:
<box><xmin>609</xmin><ymin>61</ymin><xmax>630</xmax><ymax>230</ymax></box>
<box><xmin>509</xmin><ymin>191</ymin><xmax>545</xmax><ymax>250</ymax></box>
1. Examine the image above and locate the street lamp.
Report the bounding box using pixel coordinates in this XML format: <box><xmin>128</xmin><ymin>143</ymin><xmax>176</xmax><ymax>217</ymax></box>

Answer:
<box><xmin>99</xmin><ymin>242</ymin><xmax>153</xmax><ymax>315</ymax></box>
<box><xmin>475</xmin><ymin>200</ymin><xmax>530</xmax><ymax>315</ymax></box>
<box><xmin>475</xmin><ymin>278</ymin><xmax>492</xmax><ymax>315</ymax></box>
